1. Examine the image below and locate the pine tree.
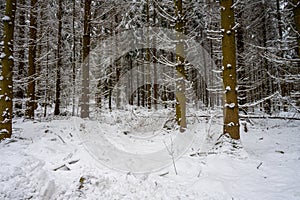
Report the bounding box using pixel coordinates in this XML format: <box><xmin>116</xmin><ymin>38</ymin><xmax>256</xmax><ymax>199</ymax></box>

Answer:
<box><xmin>25</xmin><ymin>0</ymin><xmax>37</xmax><ymax>119</ymax></box>
<box><xmin>0</xmin><ymin>0</ymin><xmax>16</xmax><ymax>140</ymax></box>
<box><xmin>81</xmin><ymin>0</ymin><xmax>91</xmax><ymax>118</ymax></box>
<box><xmin>292</xmin><ymin>0</ymin><xmax>300</xmax><ymax>58</ymax></box>
<box><xmin>174</xmin><ymin>0</ymin><xmax>187</xmax><ymax>131</ymax></box>
<box><xmin>15</xmin><ymin>0</ymin><xmax>25</xmax><ymax>100</ymax></box>
<box><xmin>220</xmin><ymin>0</ymin><xmax>240</xmax><ymax>139</ymax></box>
<box><xmin>72</xmin><ymin>0</ymin><xmax>77</xmax><ymax>116</ymax></box>
<box><xmin>54</xmin><ymin>0</ymin><xmax>62</xmax><ymax>115</ymax></box>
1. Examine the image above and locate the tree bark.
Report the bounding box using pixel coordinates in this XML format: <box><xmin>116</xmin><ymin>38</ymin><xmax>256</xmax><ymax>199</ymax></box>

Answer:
<box><xmin>0</xmin><ymin>0</ymin><xmax>16</xmax><ymax>140</ymax></box>
<box><xmin>16</xmin><ymin>0</ymin><xmax>25</xmax><ymax>99</ymax></box>
<box><xmin>220</xmin><ymin>0</ymin><xmax>240</xmax><ymax>139</ymax></box>
<box><xmin>54</xmin><ymin>0</ymin><xmax>62</xmax><ymax>115</ymax></box>
<box><xmin>81</xmin><ymin>0</ymin><xmax>91</xmax><ymax>118</ymax></box>
<box><xmin>261</xmin><ymin>3</ymin><xmax>271</xmax><ymax>114</ymax></box>
<box><xmin>153</xmin><ymin>3</ymin><xmax>158</xmax><ymax>110</ymax></box>
<box><xmin>72</xmin><ymin>0</ymin><xmax>76</xmax><ymax>116</ymax></box>
<box><xmin>146</xmin><ymin>0</ymin><xmax>151</xmax><ymax>109</ymax></box>
<box><xmin>174</xmin><ymin>0</ymin><xmax>187</xmax><ymax>131</ymax></box>
<box><xmin>26</xmin><ymin>0</ymin><xmax>37</xmax><ymax>119</ymax></box>
<box><xmin>292</xmin><ymin>0</ymin><xmax>300</xmax><ymax>58</ymax></box>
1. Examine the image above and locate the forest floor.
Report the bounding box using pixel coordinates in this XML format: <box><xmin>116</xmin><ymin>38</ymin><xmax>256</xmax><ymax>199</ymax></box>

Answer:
<box><xmin>0</xmin><ymin>109</ymin><xmax>300</xmax><ymax>200</ymax></box>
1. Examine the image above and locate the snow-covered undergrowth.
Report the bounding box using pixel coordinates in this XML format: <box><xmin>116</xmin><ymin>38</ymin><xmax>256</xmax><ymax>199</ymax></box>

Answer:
<box><xmin>0</xmin><ymin>110</ymin><xmax>299</xmax><ymax>199</ymax></box>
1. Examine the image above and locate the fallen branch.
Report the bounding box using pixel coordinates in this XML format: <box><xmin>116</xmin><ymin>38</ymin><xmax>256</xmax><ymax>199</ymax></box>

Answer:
<box><xmin>159</xmin><ymin>171</ymin><xmax>169</xmax><ymax>176</ymax></box>
<box><xmin>257</xmin><ymin>162</ymin><xmax>263</xmax><ymax>169</ymax></box>
<box><xmin>55</xmin><ymin>134</ymin><xmax>66</xmax><ymax>144</ymax></box>
<box><xmin>53</xmin><ymin>160</ymin><xmax>79</xmax><ymax>171</ymax></box>
<box><xmin>53</xmin><ymin>164</ymin><xmax>70</xmax><ymax>171</ymax></box>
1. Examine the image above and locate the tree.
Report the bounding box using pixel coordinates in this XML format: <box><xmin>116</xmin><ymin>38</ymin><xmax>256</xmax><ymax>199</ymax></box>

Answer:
<box><xmin>174</xmin><ymin>0</ymin><xmax>187</xmax><ymax>131</ymax></box>
<box><xmin>15</xmin><ymin>0</ymin><xmax>26</xmax><ymax>100</ymax></box>
<box><xmin>54</xmin><ymin>0</ymin><xmax>62</xmax><ymax>115</ymax></box>
<box><xmin>72</xmin><ymin>0</ymin><xmax>77</xmax><ymax>116</ymax></box>
<box><xmin>25</xmin><ymin>0</ymin><xmax>37</xmax><ymax>119</ymax></box>
<box><xmin>220</xmin><ymin>0</ymin><xmax>240</xmax><ymax>139</ymax></box>
<box><xmin>0</xmin><ymin>0</ymin><xmax>16</xmax><ymax>140</ymax></box>
<box><xmin>146</xmin><ymin>0</ymin><xmax>151</xmax><ymax>109</ymax></box>
<box><xmin>292</xmin><ymin>0</ymin><xmax>300</xmax><ymax>58</ymax></box>
<box><xmin>153</xmin><ymin>2</ymin><xmax>158</xmax><ymax>110</ymax></box>
<box><xmin>81</xmin><ymin>0</ymin><xmax>91</xmax><ymax>118</ymax></box>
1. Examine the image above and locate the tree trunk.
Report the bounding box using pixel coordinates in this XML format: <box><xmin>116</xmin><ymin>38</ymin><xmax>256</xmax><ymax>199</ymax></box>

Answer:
<box><xmin>220</xmin><ymin>0</ymin><xmax>240</xmax><ymax>139</ymax></box>
<box><xmin>81</xmin><ymin>0</ymin><xmax>91</xmax><ymax>118</ymax></box>
<box><xmin>174</xmin><ymin>0</ymin><xmax>187</xmax><ymax>131</ymax></box>
<box><xmin>262</xmin><ymin>3</ymin><xmax>271</xmax><ymax>115</ymax></box>
<box><xmin>292</xmin><ymin>0</ymin><xmax>300</xmax><ymax>58</ymax></box>
<box><xmin>26</xmin><ymin>0</ymin><xmax>37</xmax><ymax>119</ymax></box>
<box><xmin>115</xmin><ymin>14</ymin><xmax>121</xmax><ymax>109</ymax></box>
<box><xmin>72</xmin><ymin>0</ymin><xmax>76</xmax><ymax>116</ymax></box>
<box><xmin>153</xmin><ymin>3</ymin><xmax>158</xmax><ymax>110</ymax></box>
<box><xmin>16</xmin><ymin>0</ymin><xmax>25</xmax><ymax>99</ymax></box>
<box><xmin>54</xmin><ymin>0</ymin><xmax>62</xmax><ymax>115</ymax></box>
<box><xmin>276</xmin><ymin>0</ymin><xmax>286</xmax><ymax>111</ymax></box>
<box><xmin>0</xmin><ymin>0</ymin><xmax>16</xmax><ymax>140</ymax></box>
<box><xmin>146</xmin><ymin>0</ymin><xmax>151</xmax><ymax>109</ymax></box>
<box><xmin>44</xmin><ymin>31</ymin><xmax>49</xmax><ymax>118</ymax></box>
<box><xmin>137</xmin><ymin>61</ymin><xmax>140</xmax><ymax>107</ymax></box>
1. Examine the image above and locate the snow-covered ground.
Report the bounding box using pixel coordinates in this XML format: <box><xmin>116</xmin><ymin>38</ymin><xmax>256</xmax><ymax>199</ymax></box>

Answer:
<box><xmin>0</xmin><ymin>110</ymin><xmax>300</xmax><ymax>200</ymax></box>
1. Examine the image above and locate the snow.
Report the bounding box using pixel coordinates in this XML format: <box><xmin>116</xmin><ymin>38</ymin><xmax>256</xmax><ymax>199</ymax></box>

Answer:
<box><xmin>225</xmin><ymin>103</ymin><xmax>235</xmax><ymax>108</ymax></box>
<box><xmin>0</xmin><ymin>112</ymin><xmax>300</xmax><ymax>199</ymax></box>
<box><xmin>2</xmin><ymin>16</ymin><xmax>11</xmax><ymax>21</ymax></box>
<box><xmin>2</xmin><ymin>118</ymin><xmax>10</xmax><ymax>123</ymax></box>
<box><xmin>227</xmin><ymin>122</ymin><xmax>235</xmax><ymax>127</ymax></box>
<box><xmin>0</xmin><ymin>129</ymin><xmax>9</xmax><ymax>134</ymax></box>
<box><xmin>225</xmin><ymin>86</ymin><xmax>231</xmax><ymax>91</ymax></box>
<box><xmin>0</xmin><ymin>53</ymin><xmax>5</xmax><ymax>59</ymax></box>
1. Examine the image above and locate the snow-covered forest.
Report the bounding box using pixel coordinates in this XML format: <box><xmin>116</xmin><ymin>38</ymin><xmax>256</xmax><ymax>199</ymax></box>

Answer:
<box><xmin>0</xmin><ymin>0</ymin><xmax>299</xmax><ymax>199</ymax></box>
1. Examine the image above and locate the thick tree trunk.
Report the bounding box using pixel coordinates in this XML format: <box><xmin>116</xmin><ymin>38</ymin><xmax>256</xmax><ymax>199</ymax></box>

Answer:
<box><xmin>81</xmin><ymin>0</ymin><xmax>91</xmax><ymax>118</ymax></box>
<box><xmin>26</xmin><ymin>0</ymin><xmax>37</xmax><ymax>119</ymax></box>
<box><xmin>220</xmin><ymin>0</ymin><xmax>240</xmax><ymax>139</ymax></box>
<box><xmin>16</xmin><ymin>0</ymin><xmax>25</xmax><ymax>99</ymax></box>
<box><xmin>174</xmin><ymin>0</ymin><xmax>187</xmax><ymax>131</ymax></box>
<box><xmin>26</xmin><ymin>1</ymin><xmax>36</xmax><ymax>115</ymax></box>
<box><xmin>0</xmin><ymin>0</ymin><xmax>16</xmax><ymax>140</ymax></box>
<box><xmin>54</xmin><ymin>0</ymin><xmax>62</xmax><ymax>115</ymax></box>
